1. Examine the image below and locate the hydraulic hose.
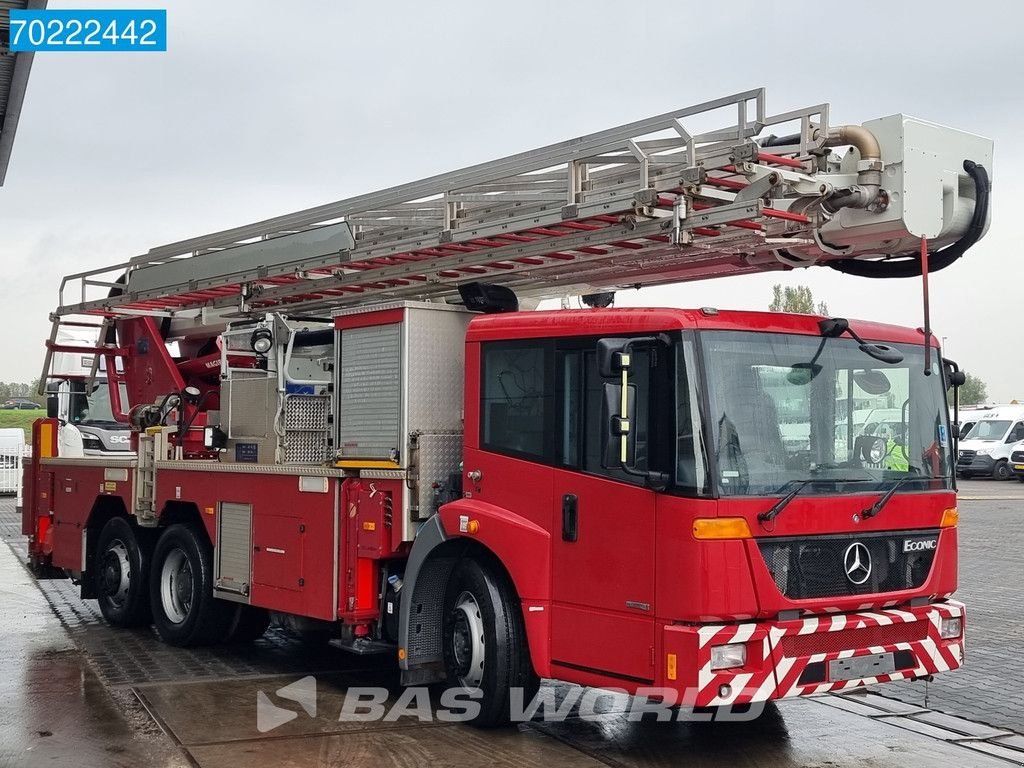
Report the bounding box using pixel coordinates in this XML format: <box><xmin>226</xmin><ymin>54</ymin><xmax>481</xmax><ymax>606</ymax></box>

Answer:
<box><xmin>824</xmin><ymin>160</ymin><xmax>990</xmax><ymax>279</ymax></box>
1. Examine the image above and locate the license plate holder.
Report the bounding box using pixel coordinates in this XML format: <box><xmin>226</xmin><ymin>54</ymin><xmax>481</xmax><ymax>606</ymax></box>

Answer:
<box><xmin>828</xmin><ymin>652</ymin><xmax>895</xmax><ymax>682</ymax></box>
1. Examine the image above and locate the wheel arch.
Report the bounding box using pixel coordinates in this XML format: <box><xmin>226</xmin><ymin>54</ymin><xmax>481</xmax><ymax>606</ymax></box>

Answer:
<box><xmin>158</xmin><ymin>500</ymin><xmax>212</xmax><ymax>544</ymax></box>
<box><xmin>398</xmin><ymin>500</ymin><xmax>551</xmax><ymax>685</ymax></box>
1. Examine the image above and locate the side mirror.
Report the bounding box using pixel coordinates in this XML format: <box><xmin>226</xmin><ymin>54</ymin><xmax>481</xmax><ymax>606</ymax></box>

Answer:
<box><xmin>597</xmin><ymin>338</ymin><xmax>632</xmax><ymax>378</ymax></box>
<box><xmin>950</xmin><ymin>423</ymin><xmax>960</xmax><ymax>440</ymax></box>
<box><xmin>943</xmin><ymin>358</ymin><xmax>966</xmax><ymax>390</ymax></box>
<box><xmin>601</xmin><ymin>382</ymin><xmax>636</xmax><ymax>469</ymax></box>
<box><xmin>46</xmin><ymin>394</ymin><xmax>59</xmax><ymax>419</ymax></box>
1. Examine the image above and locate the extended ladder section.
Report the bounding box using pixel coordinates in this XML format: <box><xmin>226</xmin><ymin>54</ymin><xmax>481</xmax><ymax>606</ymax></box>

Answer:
<box><xmin>53</xmin><ymin>87</ymin><xmax>993</xmax><ymax>321</ymax></box>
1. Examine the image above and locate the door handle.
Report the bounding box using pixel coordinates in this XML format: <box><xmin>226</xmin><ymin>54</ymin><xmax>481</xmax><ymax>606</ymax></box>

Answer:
<box><xmin>562</xmin><ymin>493</ymin><xmax>578</xmax><ymax>542</ymax></box>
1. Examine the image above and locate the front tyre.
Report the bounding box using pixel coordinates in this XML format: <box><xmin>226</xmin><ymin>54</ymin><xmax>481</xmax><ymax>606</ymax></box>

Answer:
<box><xmin>441</xmin><ymin>558</ymin><xmax>538</xmax><ymax>727</ymax></box>
<box><xmin>149</xmin><ymin>524</ymin><xmax>232</xmax><ymax>646</ymax></box>
<box><xmin>992</xmin><ymin>460</ymin><xmax>1012</xmax><ymax>481</ymax></box>
<box><xmin>94</xmin><ymin>517</ymin><xmax>151</xmax><ymax>627</ymax></box>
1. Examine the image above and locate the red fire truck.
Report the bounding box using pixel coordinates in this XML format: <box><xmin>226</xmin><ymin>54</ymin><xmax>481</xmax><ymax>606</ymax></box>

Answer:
<box><xmin>23</xmin><ymin>89</ymin><xmax>990</xmax><ymax>725</ymax></box>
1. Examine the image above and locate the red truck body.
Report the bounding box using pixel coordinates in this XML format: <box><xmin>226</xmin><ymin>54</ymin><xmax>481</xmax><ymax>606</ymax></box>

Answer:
<box><xmin>23</xmin><ymin>305</ymin><xmax>964</xmax><ymax>710</ymax></box>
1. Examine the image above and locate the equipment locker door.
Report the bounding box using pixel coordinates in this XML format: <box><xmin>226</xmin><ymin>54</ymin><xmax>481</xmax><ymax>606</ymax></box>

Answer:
<box><xmin>549</xmin><ymin>345</ymin><xmax>658</xmax><ymax>685</ymax></box>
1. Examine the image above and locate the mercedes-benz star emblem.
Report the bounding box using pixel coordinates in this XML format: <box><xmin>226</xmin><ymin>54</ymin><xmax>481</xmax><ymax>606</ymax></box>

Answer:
<box><xmin>843</xmin><ymin>542</ymin><xmax>872</xmax><ymax>585</ymax></box>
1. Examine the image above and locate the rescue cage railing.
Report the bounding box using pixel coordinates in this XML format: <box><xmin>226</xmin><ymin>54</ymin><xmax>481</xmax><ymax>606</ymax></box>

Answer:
<box><xmin>53</xmin><ymin>87</ymin><xmax>838</xmax><ymax>319</ymax></box>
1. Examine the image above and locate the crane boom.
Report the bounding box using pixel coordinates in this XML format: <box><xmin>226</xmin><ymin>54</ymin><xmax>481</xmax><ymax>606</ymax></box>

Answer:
<box><xmin>54</xmin><ymin>87</ymin><xmax>992</xmax><ymax>320</ymax></box>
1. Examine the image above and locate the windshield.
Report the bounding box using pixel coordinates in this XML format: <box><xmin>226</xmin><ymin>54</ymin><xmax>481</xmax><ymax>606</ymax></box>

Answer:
<box><xmin>699</xmin><ymin>331</ymin><xmax>952</xmax><ymax>496</ymax></box>
<box><xmin>963</xmin><ymin>420</ymin><xmax>1010</xmax><ymax>441</ymax></box>
<box><xmin>68</xmin><ymin>380</ymin><xmax>117</xmax><ymax>425</ymax></box>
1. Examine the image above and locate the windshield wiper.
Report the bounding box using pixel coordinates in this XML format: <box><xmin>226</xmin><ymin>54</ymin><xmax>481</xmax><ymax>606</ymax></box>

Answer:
<box><xmin>759</xmin><ymin>476</ymin><xmax>881</xmax><ymax>523</ymax></box>
<box><xmin>759</xmin><ymin>480</ymin><xmax>815</xmax><ymax>522</ymax></box>
<box><xmin>862</xmin><ymin>476</ymin><xmax>921</xmax><ymax>519</ymax></box>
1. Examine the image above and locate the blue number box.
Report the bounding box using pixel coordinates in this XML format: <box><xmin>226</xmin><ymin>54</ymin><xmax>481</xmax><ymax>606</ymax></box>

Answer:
<box><xmin>8</xmin><ymin>9</ymin><xmax>167</xmax><ymax>52</ymax></box>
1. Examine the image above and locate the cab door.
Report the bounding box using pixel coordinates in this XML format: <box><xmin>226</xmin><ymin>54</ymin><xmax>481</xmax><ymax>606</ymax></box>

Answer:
<box><xmin>549</xmin><ymin>344</ymin><xmax>662</xmax><ymax>685</ymax></box>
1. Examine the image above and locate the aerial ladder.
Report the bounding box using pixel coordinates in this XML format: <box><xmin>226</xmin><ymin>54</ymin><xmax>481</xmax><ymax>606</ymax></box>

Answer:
<box><xmin>43</xmin><ymin>87</ymin><xmax>989</xmax><ymax>337</ymax></box>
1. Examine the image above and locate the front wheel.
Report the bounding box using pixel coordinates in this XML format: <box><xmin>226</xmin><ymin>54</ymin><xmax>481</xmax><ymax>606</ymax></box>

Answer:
<box><xmin>94</xmin><ymin>517</ymin><xmax>151</xmax><ymax>627</ymax></box>
<box><xmin>149</xmin><ymin>524</ymin><xmax>232</xmax><ymax>646</ymax></box>
<box><xmin>441</xmin><ymin>558</ymin><xmax>538</xmax><ymax>727</ymax></box>
<box><xmin>992</xmin><ymin>460</ymin><xmax>1012</xmax><ymax>481</ymax></box>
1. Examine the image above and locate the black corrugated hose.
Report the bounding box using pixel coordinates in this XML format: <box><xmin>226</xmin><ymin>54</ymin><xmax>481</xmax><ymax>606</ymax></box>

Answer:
<box><xmin>823</xmin><ymin>160</ymin><xmax>990</xmax><ymax>278</ymax></box>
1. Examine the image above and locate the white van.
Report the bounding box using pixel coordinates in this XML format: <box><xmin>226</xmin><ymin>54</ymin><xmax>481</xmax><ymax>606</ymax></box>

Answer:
<box><xmin>0</xmin><ymin>428</ymin><xmax>26</xmax><ymax>495</ymax></box>
<box><xmin>956</xmin><ymin>405</ymin><xmax>1024</xmax><ymax>480</ymax></box>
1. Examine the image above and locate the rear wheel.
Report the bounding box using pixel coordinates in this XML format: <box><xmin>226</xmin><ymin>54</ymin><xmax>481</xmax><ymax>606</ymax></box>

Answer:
<box><xmin>441</xmin><ymin>557</ymin><xmax>538</xmax><ymax>727</ymax></box>
<box><xmin>992</xmin><ymin>460</ymin><xmax>1012</xmax><ymax>481</ymax></box>
<box><xmin>94</xmin><ymin>517</ymin><xmax>151</xmax><ymax>627</ymax></box>
<box><xmin>149</xmin><ymin>524</ymin><xmax>232</xmax><ymax>646</ymax></box>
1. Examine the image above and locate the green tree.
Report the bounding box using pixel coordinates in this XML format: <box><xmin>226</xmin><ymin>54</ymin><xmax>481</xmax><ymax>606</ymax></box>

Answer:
<box><xmin>769</xmin><ymin>284</ymin><xmax>828</xmax><ymax>315</ymax></box>
<box><xmin>948</xmin><ymin>372</ymin><xmax>988</xmax><ymax>406</ymax></box>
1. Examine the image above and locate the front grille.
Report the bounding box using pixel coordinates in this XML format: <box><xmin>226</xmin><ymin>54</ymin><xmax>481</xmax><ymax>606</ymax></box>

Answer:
<box><xmin>1011</xmin><ymin>450</ymin><xmax>1024</xmax><ymax>463</ymax></box>
<box><xmin>781</xmin><ymin>621</ymin><xmax>929</xmax><ymax>657</ymax></box>
<box><xmin>758</xmin><ymin>529</ymin><xmax>939</xmax><ymax>600</ymax></box>
<box><xmin>957</xmin><ymin>450</ymin><xmax>977</xmax><ymax>465</ymax></box>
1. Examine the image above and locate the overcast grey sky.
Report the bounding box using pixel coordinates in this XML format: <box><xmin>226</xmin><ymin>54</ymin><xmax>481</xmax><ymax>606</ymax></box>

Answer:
<box><xmin>1</xmin><ymin>0</ymin><xmax>1022</xmax><ymax>399</ymax></box>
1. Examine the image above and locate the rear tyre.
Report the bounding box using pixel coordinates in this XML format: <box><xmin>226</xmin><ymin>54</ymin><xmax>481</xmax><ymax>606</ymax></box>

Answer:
<box><xmin>441</xmin><ymin>557</ymin><xmax>539</xmax><ymax>727</ymax></box>
<box><xmin>1017</xmin><ymin>475</ymin><xmax>1024</xmax><ymax>484</ymax></box>
<box><xmin>225</xmin><ymin>605</ymin><xmax>271</xmax><ymax>643</ymax></box>
<box><xmin>149</xmin><ymin>524</ymin><xmax>233</xmax><ymax>646</ymax></box>
<box><xmin>992</xmin><ymin>460</ymin><xmax>1011</xmax><ymax>481</ymax></box>
<box><xmin>94</xmin><ymin>517</ymin><xmax>151</xmax><ymax>627</ymax></box>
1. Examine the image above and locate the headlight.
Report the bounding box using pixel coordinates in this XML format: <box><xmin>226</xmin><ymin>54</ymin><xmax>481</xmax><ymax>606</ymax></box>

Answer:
<box><xmin>940</xmin><ymin>616</ymin><xmax>963</xmax><ymax>639</ymax></box>
<box><xmin>710</xmin><ymin>643</ymin><xmax>747</xmax><ymax>671</ymax></box>
<box><xmin>974</xmin><ymin>447</ymin><xmax>990</xmax><ymax>456</ymax></box>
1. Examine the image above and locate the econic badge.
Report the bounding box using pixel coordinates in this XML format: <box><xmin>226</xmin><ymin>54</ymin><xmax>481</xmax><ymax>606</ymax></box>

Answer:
<box><xmin>8</xmin><ymin>9</ymin><xmax>167</xmax><ymax>52</ymax></box>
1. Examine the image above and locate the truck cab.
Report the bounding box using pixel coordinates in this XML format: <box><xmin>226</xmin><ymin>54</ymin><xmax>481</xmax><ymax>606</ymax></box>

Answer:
<box><xmin>46</xmin><ymin>324</ymin><xmax>132</xmax><ymax>459</ymax></box>
<box><xmin>438</xmin><ymin>307</ymin><xmax>962</xmax><ymax>707</ymax></box>
<box><xmin>955</xmin><ymin>405</ymin><xmax>1024</xmax><ymax>479</ymax></box>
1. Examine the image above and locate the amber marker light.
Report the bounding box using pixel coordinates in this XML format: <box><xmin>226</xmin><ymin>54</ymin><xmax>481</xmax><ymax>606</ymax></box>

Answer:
<box><xmin>692</xmin><ymin>517</ymin><xmax>753</xmax><ymax>540</ymax></box>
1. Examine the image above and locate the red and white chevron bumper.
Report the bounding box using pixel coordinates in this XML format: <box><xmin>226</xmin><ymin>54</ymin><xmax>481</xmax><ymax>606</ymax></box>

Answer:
<box><xmin>663</xmin><ymin>600</ymin><xmax>964</xmax><ymax>707</ymax></box>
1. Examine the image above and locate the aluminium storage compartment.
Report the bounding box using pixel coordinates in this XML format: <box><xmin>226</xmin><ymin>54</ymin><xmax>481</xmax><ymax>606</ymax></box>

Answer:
<box><xmin>335</xmin><ymin>302</ymin><xmax>470</xmax><ymax>532</ymax></box>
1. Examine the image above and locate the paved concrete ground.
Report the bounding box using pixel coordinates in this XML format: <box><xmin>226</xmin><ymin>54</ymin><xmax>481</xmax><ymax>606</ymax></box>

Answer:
<box><xmin>0</xmin><ymin>530</ymin><xmax>188</xmax><ymax>768</ymax></box>
<box><xmin>881</xmin><ymin>479</ymin><xmax>1024</xmax><ymax>734</ymax></box>
<box><xmin>1</xmin><ymin>480</ymin><xmax>1023</xmax><ymax>767</ymax></box>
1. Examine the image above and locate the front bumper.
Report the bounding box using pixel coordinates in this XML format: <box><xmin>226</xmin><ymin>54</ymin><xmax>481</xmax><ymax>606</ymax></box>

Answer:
<box><xmin>957</xmin><ymin>454</ymin><xmax>995</xmax><ymax>474</ymax></box>
<box><xmin>663</xmin><ymin>600</ymin><xmax>964</xmax><ymax>707</ymax></box>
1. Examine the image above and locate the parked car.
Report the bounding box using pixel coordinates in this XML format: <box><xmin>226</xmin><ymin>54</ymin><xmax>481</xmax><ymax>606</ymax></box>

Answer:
<box><xmin>1010</xmin><ymin>440</ymin><xmax>1024</xmax><ymax>483</ymax></box>
<box><xmin>957</xmin><ymin>405</ymin><xmax>1024</xmax><ymax>480</ymax></box>
<box><xmin>1</xmin><ymin>398</ymin><xmax>43</xmax><ymax>410</ymax></box>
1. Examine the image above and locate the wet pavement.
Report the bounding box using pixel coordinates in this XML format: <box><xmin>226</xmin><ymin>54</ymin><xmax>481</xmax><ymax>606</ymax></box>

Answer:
<box><xmin>1</xmin><ymin>483</ymin><xmax>1023</xmax><ymax>767</ymax></box>
<box><xmin>882</xmin><ymin>479</ymin><xmax>1024</xmax><ymax>734</ymax></box>
<box><xmin>0</xmin><ymin>523</ymin><xmax>187</xmax><ymax>767</ymax></box>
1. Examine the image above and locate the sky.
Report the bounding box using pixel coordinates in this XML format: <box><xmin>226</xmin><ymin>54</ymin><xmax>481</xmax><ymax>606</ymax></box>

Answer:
<box><xmin>1</xmin><ymin>0</ymin><xmax>1022</xmax><ymax>400</ymax></box>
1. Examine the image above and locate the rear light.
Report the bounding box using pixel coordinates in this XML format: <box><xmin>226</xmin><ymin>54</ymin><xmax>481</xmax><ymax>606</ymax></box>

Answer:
<box><xmin>940</xmin><ymin>616</ymin><xmax>962</xmax><ymax>639</ymax></box>
<box><xmin>940</xmin><ymin>507</ymin><xmax>959</xmax><ymax>528</ymax></box>
<box><xmin>710</xmin><ymin>643</ymin><xmax>747</xmax><ymax>671</ymax></box>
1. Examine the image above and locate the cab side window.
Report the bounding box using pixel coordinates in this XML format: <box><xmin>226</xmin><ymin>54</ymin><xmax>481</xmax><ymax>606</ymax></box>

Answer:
<box><xmin>1007</xmin><ymin>422</ymin><xmax>1024</xmax><ymax>443</ymax></box>
<box><xmin>480</xmin><ymin>340</ymin><xmax>552</xmax><ymax>460</ymax></box>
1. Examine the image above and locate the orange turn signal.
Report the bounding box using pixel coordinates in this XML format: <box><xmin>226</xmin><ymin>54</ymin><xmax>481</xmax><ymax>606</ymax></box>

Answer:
<box><xmin>940</xmin><ymin>507</ymin><xmax>959</xmax><ymax>528</ymax></box>
<box><xmin>693</xmin><ymin>517</ymin><xmax>753</xmax><ymax>540</ymax></box>
<box><xmin>466</xmin><ymin>519</ymin><xmax>480</xmax><ymax>535</ymax></box>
